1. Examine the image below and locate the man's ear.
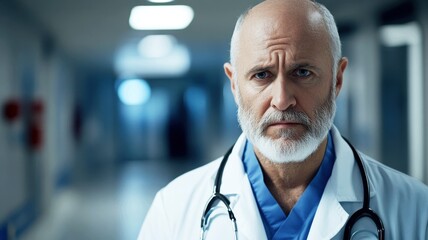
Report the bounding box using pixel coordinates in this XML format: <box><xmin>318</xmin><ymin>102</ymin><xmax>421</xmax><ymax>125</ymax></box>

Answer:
<box><xmin>224</xmin><ymin>62</ymin><xmax>239</xmax><ymax>104</ymax></box>
<box><xmin>334</xmin><ymin>57</ymin><xmax>348</xmax><ymax>98</ymax></box>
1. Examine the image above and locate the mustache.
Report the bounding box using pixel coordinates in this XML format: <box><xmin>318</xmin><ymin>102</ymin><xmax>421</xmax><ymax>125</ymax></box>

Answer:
<box><xmin>259</xmin><ymin>109</ymin><xmax>311</xmax><ymax>129</ymax></box>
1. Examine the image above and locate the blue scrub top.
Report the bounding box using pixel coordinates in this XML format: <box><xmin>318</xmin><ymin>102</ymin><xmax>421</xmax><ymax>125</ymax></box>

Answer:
<box><xmin>242</xmin><ymin>132</ymin><xmax>335</xmax><ymax>240</ymax></box>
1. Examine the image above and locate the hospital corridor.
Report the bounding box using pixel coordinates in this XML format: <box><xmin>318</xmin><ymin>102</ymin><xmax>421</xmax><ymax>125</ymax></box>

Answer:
<box><xmin>1</xmin><ymin>0</ymin><xmax>428</xmax><ymax>239</ymax></box>
<box><xmin>18</xmin><ymin>160</ymin><xmax>201</xmax><ymax>240</ymax></box>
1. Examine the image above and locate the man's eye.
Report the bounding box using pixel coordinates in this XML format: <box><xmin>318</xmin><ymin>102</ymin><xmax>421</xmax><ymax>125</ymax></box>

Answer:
<box><xmin>294</xmin><ymin>69</ymin><xmax>311</xmax><ymax>77</ymax></box>
<box><xmin>254</xmin><ymin>71</ymin><xmax>271</xmax><ymax>79</ymax></box>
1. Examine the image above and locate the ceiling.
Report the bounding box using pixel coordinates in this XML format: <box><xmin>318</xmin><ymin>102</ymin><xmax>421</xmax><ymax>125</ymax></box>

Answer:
<box><xmin>12</xmin><ymin>0</ymin><xmax>404</xmax><ymax>73</ymax></box>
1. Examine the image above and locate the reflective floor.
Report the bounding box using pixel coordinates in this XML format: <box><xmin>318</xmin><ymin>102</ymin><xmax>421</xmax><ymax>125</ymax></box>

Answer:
<box><xmin>19</xmin><ymin>159</ymin><xmax>202</xmax><ymax>240</ymax></box>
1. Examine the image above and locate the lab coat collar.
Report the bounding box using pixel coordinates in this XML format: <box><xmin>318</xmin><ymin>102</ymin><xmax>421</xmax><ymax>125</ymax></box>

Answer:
<box><xmin>221</xmin><ymin>133</ymin><xmax>247</xmax><ymax>195</ymax></box>
<box><xmin>220</xmin><ymin>134</ymin><xmax>268</xmax><ymax>240</ymax></box>
<box><xmin>330</xmin><ymin>126</ymin><xmax>376</xmax><ymax>202</ymax></box>
<box><xmin>307</xmin><ymin>126</ymin><xmax>377</xmax><ymax>239</ymax></box>
<box><xmin>222</xmin><ymin>127</ymin><xmax>376</xmax><ymax>200</ymax></box>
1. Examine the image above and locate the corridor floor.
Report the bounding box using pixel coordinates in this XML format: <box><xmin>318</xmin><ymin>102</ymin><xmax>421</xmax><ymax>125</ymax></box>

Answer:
<box><xmin>19</xmin><ymin>159</ymin><xmax>202</xmax><ymax>240</ymax></box>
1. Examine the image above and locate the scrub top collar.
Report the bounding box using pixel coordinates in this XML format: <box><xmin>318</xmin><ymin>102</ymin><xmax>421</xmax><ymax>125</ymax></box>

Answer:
<box><xmin>242</xmin><ymin>132</ymin><xmax>336</xmax><ymax>239</ymax></box>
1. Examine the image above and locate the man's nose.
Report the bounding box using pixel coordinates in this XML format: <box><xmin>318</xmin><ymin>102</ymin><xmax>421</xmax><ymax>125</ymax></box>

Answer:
<box><xmin>270</xmin><ymin>76</ymin><xmax>297</xmax><ymax>111</ymax></box>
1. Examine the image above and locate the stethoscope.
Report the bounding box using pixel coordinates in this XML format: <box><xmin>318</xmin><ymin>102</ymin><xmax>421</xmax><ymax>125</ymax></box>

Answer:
<box><xmin>200</xmin><ymin>137</ymin><xmax>385</xmax><ymax>240</ymax></box>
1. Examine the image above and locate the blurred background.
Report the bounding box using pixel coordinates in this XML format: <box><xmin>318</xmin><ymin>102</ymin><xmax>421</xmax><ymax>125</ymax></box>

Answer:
<box><xmin>1</xmin><ymin>0</ymin><xmax>428</xmax><ymax>239</ymax></box>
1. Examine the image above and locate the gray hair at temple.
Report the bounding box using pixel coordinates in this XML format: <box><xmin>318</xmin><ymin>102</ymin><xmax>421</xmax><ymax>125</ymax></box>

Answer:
<box><xmin>229</xmin><ymin>0</ymin><xmax>342</xmax><ymax>79</ymax></box>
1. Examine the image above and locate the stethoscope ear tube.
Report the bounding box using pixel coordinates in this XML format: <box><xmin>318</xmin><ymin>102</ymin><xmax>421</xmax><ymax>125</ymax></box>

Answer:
<box><xmin>214</xmin><ymin>145</ymin><xmax>234</xmax><ymax>194</ymax></box>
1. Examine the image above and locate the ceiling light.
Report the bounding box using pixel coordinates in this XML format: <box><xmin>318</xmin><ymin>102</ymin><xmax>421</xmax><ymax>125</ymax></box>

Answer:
<box><xmin>380</xmin><ymin>22</ymin><xmax>421</xmax><ymax>47</ymax></box>
<box><xmin>114</xmin><ymin>41</ymin><xmax>191</xmax><ymax>77</ymax></box>
<box><xmin>147</xmin><ymin>0</ymin><xmax>174</xmax><ymax>3</ymax></box>
<box><xmin>129</xmin><ymin>5</ymin><xmax>194</xmax><ymax>30</ymax></box>
<box><xmin>138</xmin><ymin>35</ymin><xmax>176</xmax><ymax>58</ymax></box>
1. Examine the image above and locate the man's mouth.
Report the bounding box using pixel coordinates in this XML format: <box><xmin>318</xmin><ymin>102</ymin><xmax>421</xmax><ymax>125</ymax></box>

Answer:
<box><xmin>268</xmin><ymin>121</ymin><xmax>302</xmax><ymax>127</ymax></box>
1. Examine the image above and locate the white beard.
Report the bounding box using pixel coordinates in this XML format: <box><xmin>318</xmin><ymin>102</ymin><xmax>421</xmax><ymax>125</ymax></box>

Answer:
<box><xmin>236</xmin><ymin>86</ymin><xmax>336</xmax><ymax>163</ymax></box>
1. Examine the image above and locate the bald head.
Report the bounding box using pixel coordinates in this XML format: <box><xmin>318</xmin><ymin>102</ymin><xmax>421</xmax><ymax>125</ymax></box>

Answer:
<box><xmin>229</xmin><ymin>0</ymin><xmax>341</xmax><ymax>76</ymax></box>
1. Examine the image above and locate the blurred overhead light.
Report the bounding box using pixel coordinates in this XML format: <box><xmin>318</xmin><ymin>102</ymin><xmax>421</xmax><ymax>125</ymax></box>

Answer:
<box><xmin>117</xmin><ymin>79</ymin><xmax>151</xmax><ymax>105</ymax></box>
<box><xmin>380</xmin><ymin>22</ymin><xmax>421</xmax><ymax>46</ymax></box>
<box><xmin>138</xmin><ymin>35</ymin><xmax>176</xmax><ymax>58</ymax></box>
<box><xmin>148</xmin><ymin>0</ymin><xmax>174</xmax><ymax>3</ymax></box>
<box><xmin>129</xmin><ymin>5</ymin><xmax>194</xmax><ymax>30</ymax></box>
<box><xmin>115</xmin><ymin>40</ymin><xmax>190</xmax><ymax>77</ymax></box>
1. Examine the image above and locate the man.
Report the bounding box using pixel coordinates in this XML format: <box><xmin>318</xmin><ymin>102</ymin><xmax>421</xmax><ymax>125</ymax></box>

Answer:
<box><xmin>138</xmin><ymin>0</ymin><xmax>428</xmax><ymax>239</ymax></box>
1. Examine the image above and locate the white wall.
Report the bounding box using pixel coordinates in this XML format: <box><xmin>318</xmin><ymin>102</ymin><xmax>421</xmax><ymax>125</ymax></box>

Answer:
<box><xmin>0</xmin><ymin>2</ymin><xmax>77</xmax><ymax>237</ymax></box>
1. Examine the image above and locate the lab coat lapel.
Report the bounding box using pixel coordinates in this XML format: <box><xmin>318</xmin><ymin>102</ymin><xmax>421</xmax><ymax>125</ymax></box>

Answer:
<box><xmin>221</xmin><ymin>134</ymin><xmax>268</xmax><ymax>240</ymax></box>
<box><xmin>307</xmin><ymin>127</ymin><xmax>369</xmax><ymax>239</ymax></box>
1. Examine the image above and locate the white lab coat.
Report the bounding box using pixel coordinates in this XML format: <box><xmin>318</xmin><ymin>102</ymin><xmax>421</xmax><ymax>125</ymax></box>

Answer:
<box><xmin>138</xmin><ymin>126</ymin><xmax>428</xmax><ymax>239</ymax></box>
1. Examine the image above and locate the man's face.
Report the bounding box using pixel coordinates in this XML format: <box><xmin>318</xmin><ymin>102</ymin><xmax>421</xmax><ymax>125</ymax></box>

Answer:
<box><xmin>225</xmin><ymin>2</ymin><xmax>346</xmax><ymax>163</ymax></box>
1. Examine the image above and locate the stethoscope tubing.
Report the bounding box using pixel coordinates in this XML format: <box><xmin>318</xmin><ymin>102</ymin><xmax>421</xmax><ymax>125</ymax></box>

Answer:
<box><xmin>342</xmin><ymin>138</ymin><xmax>385</xmax><ymax>240</ymax></box>
<box><xmin>200</xmin><ymin>137</ymin><xmax>385</xmax><ymax>240</ymax></box>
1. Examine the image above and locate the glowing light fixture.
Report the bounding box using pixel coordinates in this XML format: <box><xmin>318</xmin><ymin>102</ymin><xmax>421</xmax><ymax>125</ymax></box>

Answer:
<box><xmin>148</xmin><ymin>0</ymin><xmax>174</xmax><ymax>3</ymax></box>
<box><xmin>138</xmin><ymin>35</ymin><xmax>176</xmax><ymax>58</ymax></box>
<box><xmin>115</xmin><ymin>40</ymin><xmax>190</xmax><ymax>77</ymax></box>
<box><xmin>118</xmin><ymin>79</ymin><xmax>151</xmax><ymax>105</ymax></box>
<box><xmin>129</xmin><ymin>5</ymin><xmax>194</xmax><ymax>30</ymax></box>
